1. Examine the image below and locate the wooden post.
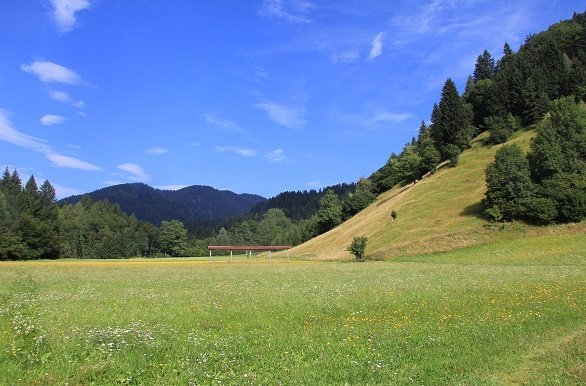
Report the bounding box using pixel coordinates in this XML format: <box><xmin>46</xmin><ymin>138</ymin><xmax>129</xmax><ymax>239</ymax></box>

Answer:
<box><xmin>230</xmin><ymin>250</ymin><xmax>233</xmax><ymax>263</ymax></box>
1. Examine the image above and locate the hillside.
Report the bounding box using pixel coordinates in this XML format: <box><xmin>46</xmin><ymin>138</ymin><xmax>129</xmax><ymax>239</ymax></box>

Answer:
<box><xmin>288</xmin><ymin>129</ymin><xmax>585</xmax><ymax>260</ymax></box>
<box><xmin>60</xmin><ymin>183</ymin><xmax>266</xmax><ymax>226</ymax></box>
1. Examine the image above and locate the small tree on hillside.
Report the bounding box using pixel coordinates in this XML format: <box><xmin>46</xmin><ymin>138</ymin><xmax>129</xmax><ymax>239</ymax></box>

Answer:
<box><xmin>347</xmin><ymin>236</ymin><xmax>368</xmax><ymax>260</ymax></box>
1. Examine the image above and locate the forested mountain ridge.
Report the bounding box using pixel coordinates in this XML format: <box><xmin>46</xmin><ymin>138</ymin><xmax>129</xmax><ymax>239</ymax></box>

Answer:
<box><xmin>60</xmin><ymin>183</ymin><xmax>266</xmax><ymax>225</ymax></box>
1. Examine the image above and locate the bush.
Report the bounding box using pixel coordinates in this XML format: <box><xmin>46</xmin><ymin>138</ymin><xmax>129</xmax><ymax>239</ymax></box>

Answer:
<box><xmin>444</xmin><ymin>144</ymin><xmax>461</xmax><ymax>167</ymax></box>
<box><xmin>483</xmin><ymin>206</ymin><xmax>503</xmax><ymax>222</ymax></box>
<box><xmin>347</xmin><ymin>236</ymin><xmax>368</xmax><ymax>260</ymax></box>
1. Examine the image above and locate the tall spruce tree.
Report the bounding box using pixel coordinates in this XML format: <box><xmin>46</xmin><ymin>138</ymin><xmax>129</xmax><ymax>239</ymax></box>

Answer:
<box><xmin>430</xmin><ymin>78</ymin><xmax>472</xmax><ymax>161</ymax></box>
<box><xmin>473</xmin><ymin>49</ymin><xmax>496</xmax><ymax>81</ymax></box>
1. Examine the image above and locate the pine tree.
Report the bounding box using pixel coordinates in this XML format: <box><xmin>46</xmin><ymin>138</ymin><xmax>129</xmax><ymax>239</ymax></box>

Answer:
<box><xmin>416</xmin><ymin>127</ymin><xmax>441</xmax><ymax>175</ymax></box>
<box><xmin>522</xmin><ymin>76</ymin><xmax>550</xmax><ymax>125</ymax></box>
<box><xmin>473</xmin><ymin>49</ymin><xmax>496</xmax><ymax>81</ymax></box>
<box><xmin>316</xmin><ymin>189</ymin><xmax>342</xmax><ymax>234</ymax></box>
<box><xmin>430</xmin><ymin>78</ymin><xmax>472</xmax><ymax>161</ymax></box>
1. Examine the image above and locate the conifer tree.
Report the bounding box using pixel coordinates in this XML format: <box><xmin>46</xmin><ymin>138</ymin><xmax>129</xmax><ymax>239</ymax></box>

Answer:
<box><xmin>316</xmin><ymin>189</ymin><xmax>342</xmax><ymax>233</ymax></box>
<box><xmin>416</xmin><ymin>125</ymin><xmax>441</xmax><ymax>175</ymax></box>
<box><xmin>430</xmin><ymin>78</ymin><xmax>472</xmax><ymax>161</ymax></box>
<box><xmin>473</xmin><ymin>49</ymin><xmax>496</xmax><ymax>81</ymax></box>
<box><xmin>522</xmin><ymin>76</ymin><xmax>550</xmax><ymax>125</ymax></box>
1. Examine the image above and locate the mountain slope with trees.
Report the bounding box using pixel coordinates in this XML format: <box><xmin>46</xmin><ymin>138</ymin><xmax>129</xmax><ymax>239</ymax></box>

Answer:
<box><xmin>60</xmin><ymin>183</ymin><xmax>266</xmax><ymax>225</ymax></box>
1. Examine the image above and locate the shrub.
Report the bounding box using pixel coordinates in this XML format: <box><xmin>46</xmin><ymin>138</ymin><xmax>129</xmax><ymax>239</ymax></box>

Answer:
<box><xmin>347</xmin><ymin>236</ymin><xmax>368</xmax><ymax>260</ymax></box>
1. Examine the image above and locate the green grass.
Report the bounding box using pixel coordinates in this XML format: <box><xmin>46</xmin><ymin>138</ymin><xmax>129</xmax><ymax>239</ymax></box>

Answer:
<box><xmin>1</xmin><ymin>233</ymin><xmax>584</xmax><ymax>385</ymax></box>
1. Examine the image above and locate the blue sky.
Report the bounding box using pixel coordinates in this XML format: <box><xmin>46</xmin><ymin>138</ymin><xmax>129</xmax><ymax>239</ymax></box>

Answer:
<box><xmin>1</xmin><ymin>0</ymin><xmax>583</xmax><ymax>199</ymax></box>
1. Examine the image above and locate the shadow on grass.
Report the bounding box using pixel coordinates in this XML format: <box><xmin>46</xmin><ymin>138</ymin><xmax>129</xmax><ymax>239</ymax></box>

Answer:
<box><xmin>460</xmin><ymin>201</ymin><xmax>485</xmax><ymax>219</ymax></box>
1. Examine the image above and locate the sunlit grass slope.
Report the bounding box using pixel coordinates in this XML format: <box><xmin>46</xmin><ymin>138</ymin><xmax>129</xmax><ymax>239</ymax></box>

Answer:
<box><xmin>289</xmin><ymin>129</ymin><xmax>586</xmax><ymax>260</ymax></box>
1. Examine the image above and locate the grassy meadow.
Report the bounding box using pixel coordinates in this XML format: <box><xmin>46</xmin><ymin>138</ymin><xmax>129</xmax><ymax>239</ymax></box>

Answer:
<box><xmin>1</xmin><ymin>232</ymin><xmax>585</xmax><ymax>385</ymax></box>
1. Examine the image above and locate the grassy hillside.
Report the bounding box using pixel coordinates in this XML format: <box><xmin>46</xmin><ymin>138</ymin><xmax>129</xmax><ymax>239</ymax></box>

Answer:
<box><xmin>289</xmin><ymin>129</ymin><xmax>585</xmax><ymax>260</ymax></box>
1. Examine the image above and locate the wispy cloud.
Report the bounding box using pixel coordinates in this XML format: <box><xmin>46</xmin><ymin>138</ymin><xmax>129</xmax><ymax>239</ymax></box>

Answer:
<box><xmin>21</xmin><ymin>61</ymin><xmax>82</xmax><ymax>85</ymax></box>
<box><xmin>52</xmin><ymin>183</ymin><xmax>83</xmax><ymax>199</ymax></box>
<box><xmin>266</xmin><ymin>149</ymin><xmax>286</xmax><ymax>163</ymax></box>
<box><xmin>258</xmin><ymin>0</ymin><xmax>314</xmax><ymax>24</ymax></box>
<box><xmin>0</xmin><ymin>111</ymin><xmax>48</xmax><ymax>152</ymax></box>
<box><xmin>0</xmin><ymin>110</ymin><xmax>101</xmax><ymax>171</ymax></box>
<box><xmin>154</xmin><ymin>184</ymin><xmax>189</xmax><ymax>191</ymax></box>
<box><xmin>46</xmin><ymin>153</ymin><xmax>101</xmax><ymax>171</ymax></box>
<box><xmin>306</xmin><ymin>180</ymin><xmax>322</xmax><ymax>188</ymax></box>
<box><xmin>103</xmin><ymin>180</ymin><xmax>124</xmax><ymax>186</ymax></box>
<box><xmin>40</xmin><ymin>114</ymin><xmax>66</xmax><ymax>126</ymax></box>
<box><xmin>255</xmin><ymin>101</ymin><xmax>306</xmax><ymax>129</ymax></box>
<box><xmin>204</xmin><ymin>112</ymin><xmax>255</xmax><ymax>140</ymax></box>
<box><xmin>146</xmin><ymin>147</ymin><xmax>167</xmax><ymax>155</ymax></box>
<box><xmin>370</xmin><ymin>109</ymin><xmax>411</xmax><ymax>124</ymax></box>
<box><xmin>50</xmin><ymin>0</ymin><xmax>92</xmax><ymax>32</ymax></box>
<box><xmin>368</xmin><ymin>32</ymin><xmax>384</xmax><ymax>61</ymax></box>
<box><xmin>215</xmin><ymin>146</ymin><xmax>258</xmax><ymax>157</ymax></box>
<box><xmin>334</xmin><ymin>108</ymin><xmax>412</xmax><ymax>127</ymax></box>
<box><xmin>331</xmin><ymin>49</ymin><xmax>360</xmax><ymax>64</ymax></box>
<box><xmin>117</xmin><ymin>163</ymin><xmax>151</xmax><ymax>182</ymax></box>
<box><xmin>48</xmin><ymin>90</ymin><xmax>85</xmax><ymax>109</ymax></box>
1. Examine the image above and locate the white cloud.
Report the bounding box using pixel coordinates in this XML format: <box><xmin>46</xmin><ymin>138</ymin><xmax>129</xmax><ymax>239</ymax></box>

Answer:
<box><xmin>49</xmin><ymin>90</ymin><xmax>72</xmax><ymax>102</ymax></box>
<box><xmin>334</xmin><ymin>108</ymin><xmax>412</xmax><ymax>127</ymax></box>
<box><xmin>40</xmin><ymin>114</ymin><xmax>66</xmax><ymax>126</ymax></box>
<box><xmin>332</xmin><ymin>49</ymin><xmax>360</xmax><ymax>64</ymax></box>
<box><xmin>46</xmin><ymin>153</ymin><xmax>102</xmax><ymax>171</ymax></box>
<box><xmin>146</xmin><ymin>147</ymin><xmax>168</xmax><ymax>155</ymax></box>
<box><xmin>50</xmin><ymin>0</ymin><xmax>92</xmax><ymax>32</ymax></box>
<box><xmin>117</xmin><ymin>163</ymin><xmax>151</xmax><ymax>182</ymax></box>
<box><xmin>0</xmin><ymin>109</ymin><xmax>101</xmax><ymax>171</ymax></box>
<box><xmin>306</xmin><ymin>180</ymin><xmax>322</xmax><ymax>188</ymax></box>
<box><xmin>255</xmin><ymin>101</ymin><xmax>306</xmax><ymax>129</ymax></box>
<box><xmin>0</xmin><ymin>110</ymin><xmax>49</xmax><ymax>153</ymax></box>
<box><xmin>21</xmin><ymin>61</ymin><xmax>82</xmax><ymax>85</ymax></box>
<box><xmin>52</xmin><ymin>183</ymin><xmax>83</xmax><ymax>198</ymax></box>
<box><xmin>368</xmin><ymin>32</ymin><xmax>384</xmax><ymax>61</ymax></box>
<box><xmin>370</xmin><ymin>109</ymin><xmax>411</xmax><ymax>124</ymax></box>
<box><xmin>215</xmin><ymin>146</ymin><xmax>258</xmax><ymax>157</ymax></box>
<box><xmin>48</xmin><ymin>90</ymin><xmax>85</xmax><ymax>109</ymax></box>
<box><xmin>103</xmin><ymin>180</ymin><xmax>124</xmax><ymax>186</ymax></box>
<box><xmin>154</xmin><ymin>184</ymin><xmax>188</xmax><ymax>191</ymax></box>
<box><xmin>266</xmin><ymin>149</ymin><xmax>286</xmax><ymax>163</ymax></box>
<box><xmin>258</xmin><ymin>0</ymin><xmax>314</xmax><ymax>24</ymax></box>
<box><xmin>204</xmin><ymin>112</ymin><xmax>249</xmax><ymax>136</ymax></box>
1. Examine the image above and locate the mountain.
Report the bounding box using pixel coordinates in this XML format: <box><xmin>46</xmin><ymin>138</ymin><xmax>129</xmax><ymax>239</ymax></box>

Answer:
<box><xmin>60</xmin><ymin>183</ymin><xmax>266</xmax><ymax>225</ymax></box>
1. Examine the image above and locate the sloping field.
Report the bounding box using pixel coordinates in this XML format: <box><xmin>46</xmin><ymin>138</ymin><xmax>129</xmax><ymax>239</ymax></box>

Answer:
<box><xmin>0</xmin><ymin>234</ymin><xmax>584</xmax><ymax>385</ymax></box>
<box><xmin>289</xmin><ymin>129</ymin><xmax>586</xmax><ymax>260</ymax></box>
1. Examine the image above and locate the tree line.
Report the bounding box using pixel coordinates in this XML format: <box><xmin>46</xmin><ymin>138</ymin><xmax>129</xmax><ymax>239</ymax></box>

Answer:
<box><xmin>0</xmin><ymin>169</ymin><xmax>190</xmax><ymax>260</ymax></box>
